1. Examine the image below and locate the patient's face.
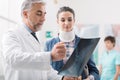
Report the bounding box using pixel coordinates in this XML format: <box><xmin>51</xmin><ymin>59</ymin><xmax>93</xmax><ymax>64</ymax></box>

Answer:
<box><xmin>57</xmin><ymin>11</ymin><xmax>75</xmax><ymax>32</ymax></box>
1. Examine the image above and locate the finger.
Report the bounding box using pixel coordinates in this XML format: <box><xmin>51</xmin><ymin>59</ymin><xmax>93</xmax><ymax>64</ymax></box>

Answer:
<box><xmin>56</xmin><ymin>49</ymin><xmax>66</xmax><ymax>53</ymax></box>
<box><xmin>54</xmin><ymin>45</ymin><xmax>65</xmax><ymax>49</ymax></box>
<box><xmin>56</xmin><ymin>42</ymin><xmax>65</xmax><ymax>46</ymax></box>
<box><xmin>58</xmin><ymin>42</ymin><xmax>65</xmax><ymax>44</ymax></box>
<box><xmin>70</xmin><ymin>77</ymin><xmax>75</xmax><ymax>80</ymax></box>
<box><xmin>64</xmin><ymin>77</ymin><xmax>74</xmax><ymax>80</ymax></box>
<box><xmin>55</xmin><ymin>44</ymin><xmax>66</xmax><ymax>49</ymax></box>
<box><xmin>74</xmin><ymin>77</ymin><xmax>78</xmax><ymax>80</ymax></box>
<box><xmin>78</xmin><ymin>76</ymin><xmax>82</xmax><ymax>80</ymax></box>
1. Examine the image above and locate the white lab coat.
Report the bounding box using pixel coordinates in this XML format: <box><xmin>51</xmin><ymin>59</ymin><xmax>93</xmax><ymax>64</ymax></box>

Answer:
<box><xmin>2</xmin><ymin>25</ymin><xmax>62</xmax><ymax>80</ymax></box>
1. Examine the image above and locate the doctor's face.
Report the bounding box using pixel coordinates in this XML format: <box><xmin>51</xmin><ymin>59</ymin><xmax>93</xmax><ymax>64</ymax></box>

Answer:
<box><xmin>23</xmin><ymin>3</ymin><xmax>46</xmax><ymax>32</ymax></box>
<box><xmin>57</xmin><ymin>11</ymin><xmax>75</xmax><ymax>32</ymax></box>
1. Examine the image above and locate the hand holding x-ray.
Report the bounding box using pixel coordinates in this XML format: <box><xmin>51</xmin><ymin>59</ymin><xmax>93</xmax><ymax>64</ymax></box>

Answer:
<box><xmin>63</xmin><ymin>76</ymin><xmax>82</xmax><ymax>80</ymax></box>
<box><xmin>51</xmin><ymin>42</ymin><xmax>66</xmax><ymax>61</ymax></box>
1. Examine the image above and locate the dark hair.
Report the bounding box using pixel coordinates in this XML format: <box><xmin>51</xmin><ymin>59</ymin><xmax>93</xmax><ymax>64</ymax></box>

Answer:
<box><xmin>104</xmin><ymin>36</ymin><xmax>116</xmax><ymax>46</ymax></box>
<box><xmin>57</xmin><ymin>6</ymin><xmax>75</xmax><ymax>19</ymax></box>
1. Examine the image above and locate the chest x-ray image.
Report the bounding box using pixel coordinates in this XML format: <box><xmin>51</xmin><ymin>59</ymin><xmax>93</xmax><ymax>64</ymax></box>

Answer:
<box><xmin>58</xmin><ymin>38</ymin><xmax>100</xmax><ymax>77</ymax></box>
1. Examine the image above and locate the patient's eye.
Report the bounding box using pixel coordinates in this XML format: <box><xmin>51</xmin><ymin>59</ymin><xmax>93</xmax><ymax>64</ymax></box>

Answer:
<box><xmin>68</xmin><ymin>17</ymin><xmax>72</xmax><ymax>22</ymax></box>
<box><xmin>61</xmin><ymin>18</ymin><xmax>65</xmax><ymax>22</ymax></box>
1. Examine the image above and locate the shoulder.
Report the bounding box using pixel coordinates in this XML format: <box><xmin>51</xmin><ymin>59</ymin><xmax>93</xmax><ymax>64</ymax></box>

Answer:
<box><xmin>3</xmin><ymin>26</ymin><xmax>19</xmax><ymax>39</ymax></box>
<box><xmin>5</xmin><ymin>25</ymin><xmax>25</xmax><ymax>36</ymax></box>
<box><xmin>75</xmin><ymin>35</ymin><xmax>80</xmax><ymax>39</ymax></box>
<box><xmin>74</xmin><ymin>35</ymin><xmax>80</xmax><ymax>42</ymax></box>
<box><xmin>3</xmin><ymin>25</ymin><xmax>27</xmax><ymax>41</ymax></box>
<box><xmin>111</xmin><ymin>50</ymin><xmax>119</xmax><ymax>57</ymax></box>
<box><xmin>45</xmin><ymin>37</ymin><xmax>59</xmax><ymax>51</ymax></box>
<box><xmin>114</xmin><ymin>50</ymin><xmax>120</xmax><ymax>58</ymax></box>
<box><xmin>45</xmin><ymin>37</ymin><xmax>59</xmax><ymax>47</ymax></box>
<box><xmin>2</xmin><ymin>26</ymin><xmax>23</xmax><ymax>46</ymax></box>
<box><xmin>46</xmin><ymin>37</ymin><xmax>59</xmax><ymax>45</ymax></box>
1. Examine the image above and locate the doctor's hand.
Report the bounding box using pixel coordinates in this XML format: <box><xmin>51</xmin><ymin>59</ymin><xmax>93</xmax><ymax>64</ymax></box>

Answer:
<box><xmin>63</xmin><ymin>76</ymin><xmax>75</xmax><ymax>80</ymax></box>
<box><xmin>51</xmin><ymin>42</ymin><xmax>66</xmax><ymax>61</ymax></box>
<box><xmin>63</xmin><ymin>76</ymin><xmax>82</xmax><ymax>80</ymax></box>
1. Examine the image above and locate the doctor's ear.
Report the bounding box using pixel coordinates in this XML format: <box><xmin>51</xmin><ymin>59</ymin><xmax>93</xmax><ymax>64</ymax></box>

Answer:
<box><xmin>22</xmin><ymin>10</ymin><xmax>29</xmax><ymax>18</ymax></box>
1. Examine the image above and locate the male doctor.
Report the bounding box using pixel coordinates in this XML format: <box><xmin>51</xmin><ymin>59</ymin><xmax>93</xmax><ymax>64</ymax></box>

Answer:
<box><xmin>2</xmin><ymin>0</ymin><xmax>67</xmax><ymax>80</ymax></box>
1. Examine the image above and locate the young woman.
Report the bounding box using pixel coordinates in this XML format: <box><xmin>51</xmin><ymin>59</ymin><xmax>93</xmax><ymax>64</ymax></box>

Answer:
<box><xmin>45</xmin><ymin>6</ymin><xmax>100</xmax><ymax>80</ymax></box>
<box><xmin>99</xmin><ymin>36</ymin><xmax>120</xmax><ymax>80</ymax></box>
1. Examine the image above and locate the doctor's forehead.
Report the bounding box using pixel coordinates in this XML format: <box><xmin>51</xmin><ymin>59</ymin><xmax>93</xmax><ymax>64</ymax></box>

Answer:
<box><xmin>30</xmin><ymin>3</ymin><xmax>46</xmax><ymax>14</ymax></box>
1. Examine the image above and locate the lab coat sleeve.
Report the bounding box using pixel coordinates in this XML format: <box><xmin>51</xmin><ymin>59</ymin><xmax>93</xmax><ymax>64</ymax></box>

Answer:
<box><xmin>47</xmin><ymin>66</ymin><xmax>63</xmax><ymax>80</ymax></box>
<box><xmin>2</xmin><ymin>31</ymin><xmax>51</xmax><ymax>70</ymax></box>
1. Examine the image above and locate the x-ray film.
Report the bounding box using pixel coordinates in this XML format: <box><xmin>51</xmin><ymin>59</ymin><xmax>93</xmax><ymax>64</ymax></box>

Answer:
<box><xmin>58</xmin><ymin>38</ymin><xmax>100</xmax><ymax>77</ymax></box>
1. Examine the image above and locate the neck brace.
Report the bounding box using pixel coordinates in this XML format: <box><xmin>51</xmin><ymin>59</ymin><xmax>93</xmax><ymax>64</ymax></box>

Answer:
<box><xmin>59</xmin><ymin>29</ymin><xmax>75</xmax><ymax>42</ymax></box>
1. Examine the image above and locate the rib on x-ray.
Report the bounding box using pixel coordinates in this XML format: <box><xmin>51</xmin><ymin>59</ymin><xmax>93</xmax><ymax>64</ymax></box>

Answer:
<box><xmin>58</xmin><ymin>38</ymin><xmax>100</xmax><ymax>77</ymax></box>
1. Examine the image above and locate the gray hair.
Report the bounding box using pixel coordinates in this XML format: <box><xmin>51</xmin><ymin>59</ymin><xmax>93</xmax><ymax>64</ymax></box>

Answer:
<box><xmin>21</xmin><ymin>0</ymin><xmax>46</xmax><ymax>16</ymax></box>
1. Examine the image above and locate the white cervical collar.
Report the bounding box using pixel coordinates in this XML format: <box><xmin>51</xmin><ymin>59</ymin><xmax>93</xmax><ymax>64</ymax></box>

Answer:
<box><xmin>59</xmin><ymin>29</ymin><xmax>75</xmax><ymax>42</ymax></box>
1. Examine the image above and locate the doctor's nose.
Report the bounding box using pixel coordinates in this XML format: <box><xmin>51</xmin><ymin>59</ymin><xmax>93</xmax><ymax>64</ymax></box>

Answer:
<box><xmin>40</xmin><ymin>16</ymin><xmax>45</xmax><ymax>22</ymax></box>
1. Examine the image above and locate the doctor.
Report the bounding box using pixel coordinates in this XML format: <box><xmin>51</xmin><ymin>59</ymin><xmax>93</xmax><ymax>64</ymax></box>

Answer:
<box><xmin>2</xmin><ymin>0</ymin><xmax>66</xmax><ymax>80</ymax></box>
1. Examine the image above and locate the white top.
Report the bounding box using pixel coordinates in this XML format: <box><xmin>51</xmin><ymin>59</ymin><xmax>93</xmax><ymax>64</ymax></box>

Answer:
<box><xmin>2</xmin><ymin>25</ymin><xmax>62</xmax><ymax>80</ymax></box>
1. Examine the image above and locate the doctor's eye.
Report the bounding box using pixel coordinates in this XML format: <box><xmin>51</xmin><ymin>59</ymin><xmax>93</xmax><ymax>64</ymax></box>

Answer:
<box><xmin>36</xmin><ymin>12</ymin><xmax>42</xmax><ymax>16</ymax></box>
<box><xmin>36</xmin><ymin>10</ymin><xmax>46</xmax><ymax>16</ymax></box>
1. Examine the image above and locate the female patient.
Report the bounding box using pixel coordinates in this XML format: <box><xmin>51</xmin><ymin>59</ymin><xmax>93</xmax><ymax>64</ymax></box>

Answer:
<box><xmin>45</xmin><ymin>6</ymin><xmax>100</xmax><ymax>80</ymax></box>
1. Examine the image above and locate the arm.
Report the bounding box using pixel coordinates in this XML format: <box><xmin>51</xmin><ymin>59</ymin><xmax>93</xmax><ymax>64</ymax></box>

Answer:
<box><xmin>114</xmin><ymin>65</ymin><xmax>120</xmax><ymax>80</ymax></box>
<box><xmin>2</xmin><ymin>31</ymin><xmax>66</xmax><ymax>70</ymax></box>
<box><xmin>114</xmin><ymin>53</ymin><xmax>120</xmax><ymax>80</ymax></box>
<box><xmin>99</xmin><ymin>64</ymin><xmax>102</xmax><ymax>75</ymax></box>
<box><xmin>62</xmin><ymin>76</ymin><xmax>82</xmax><ymax>80</ymax></box>
<box><xmin>2</xmin><ymin>31</ymin><xmax>51</xmax><ymax>70</ymax></box>
<box><xmin>119</xmin><ymin>65</ymin><xmax>120</xmax><ymax>76</ymax></box>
